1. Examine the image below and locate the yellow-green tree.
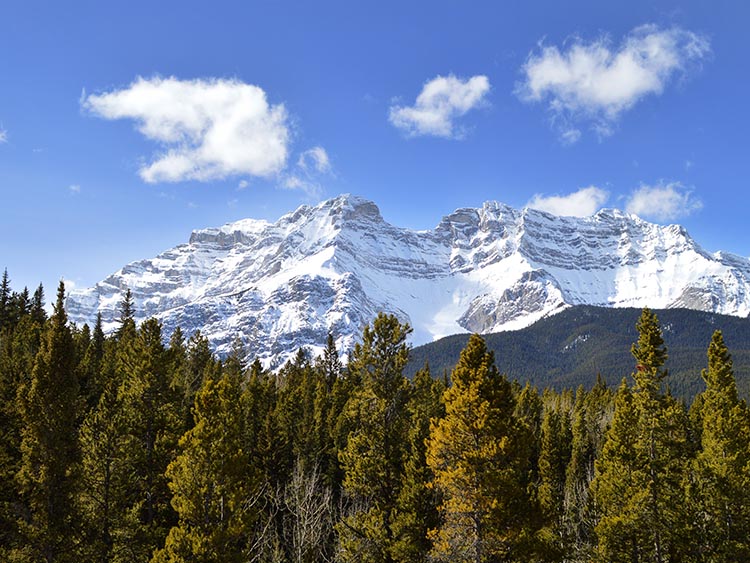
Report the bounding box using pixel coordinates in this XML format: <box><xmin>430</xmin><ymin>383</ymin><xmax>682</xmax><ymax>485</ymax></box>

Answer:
<box><xmin>426</xmin><ymin>334</ymin><xmax>528</xmax><ymax>563</ymax></box>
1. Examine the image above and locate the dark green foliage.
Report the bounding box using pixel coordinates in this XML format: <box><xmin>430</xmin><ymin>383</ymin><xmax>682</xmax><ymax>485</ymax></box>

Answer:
<box><xmin>408</xmin><ymin>305</ymin><xmax>750</xmax><ymax>399</ymax></box>
<box><xmin>338</xmin><ymin>313</ymin><xmax>413</xmax><ymax>563</ymax></box>
<box><xmin>3</xmin><ymin>267</ymin><xmax>750</xmax><ymax>562</ymax></box>
<box><xmin>15</xmin><ymin>281</ymin><xmax>80</xmax><ymax>562</ymax></box>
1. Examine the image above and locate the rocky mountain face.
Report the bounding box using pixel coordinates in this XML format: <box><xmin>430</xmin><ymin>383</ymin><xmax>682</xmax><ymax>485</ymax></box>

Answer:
<box><xmin>66</xmin><ymin>194</ymin><xmax>750</xmax><ymax>368</ymax></box>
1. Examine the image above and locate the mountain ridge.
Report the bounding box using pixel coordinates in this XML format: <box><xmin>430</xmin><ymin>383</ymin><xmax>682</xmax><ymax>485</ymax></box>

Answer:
<box><xmin>66</xmin><ymin>194</ymin><xmax>750</xmax><ymax>367</ymax></box>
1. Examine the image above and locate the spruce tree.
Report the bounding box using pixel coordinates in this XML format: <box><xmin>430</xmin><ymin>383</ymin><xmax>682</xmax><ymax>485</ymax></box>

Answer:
<box><xmin>687</xmin><ymin>330</ymin><xmax>750</xmax><ymax>560</ymax></box>
<box><xmin>563</xmin><ymin>387</ymin><xmax>595</xmax><ymax>558</ymax></box>
<box><xmin>594</xmin><ymin>308</ymin><xmax>689</xmax><ymax>563</ymax></box>
<box><xmin>116</xmin><ymin>318</ymin><xmax>181</xmax><ymax>561</ymax></box>
<box><xmin>77</xmin><ymin>340</ymin><xmax>127</xmax><ymax>563</ymax></box>
<box><xmin>152</xmin><ymin>369</ymin><xmax>256</xmax><ymax>563</ymax></box>
<box><xmin>426</xmin><ymin>334</ymin><xmax>528</xmax><ymax>563</ymax></box>
<box><xmin>15</xmin><ymin>280</ymin><xmax>80</xmax><ymax>562</ymax></box>
<box><xmin>392</xmin><ymin>364</ymin><xmax>445</xmax><ymax>563</ymax></box>
<box><xmin>337</xmin><ymin>313</ymin><xmax>412</xmax><ymax>563</ymax></box>
<box><xmin>537</xmin><ymin>396</ymin><xmax>572</xmax><ymax>560</ymax></box>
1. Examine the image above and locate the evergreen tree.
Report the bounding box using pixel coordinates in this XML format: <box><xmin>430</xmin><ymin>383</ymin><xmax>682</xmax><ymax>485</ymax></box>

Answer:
<box><xmin>537</xmin><ymin>396</ymin><xmax>572</xmax><ymax>560</ymax></box>
<box><xmin>592</xmin><ymin>380</ymin><xmax>643</xmax><ymax>563</ymax></box>
<box><xmin>687</xmin><ymin>330</ymin><xmax>750</xmax><ymax>560</ymax></box>
<box><xmin>337</xmin><ymin>313</ymin><xmax>412</xmax><ymax>563</ymax></box>
<box><xmin>391</xmin><ymin>364</ymin><xmax>445</xmax><ymax>563</ymax></box>
<box><xmin>594</xmin><ymin>308</ymin><xmax>689</xmax><ymax>563</ymax></box>
<box><xmin>563</xmin><ymin>387</ymin><xmax>596</xmax><ymax>558</ymax></box>
<box><xmin>152</xmin><ymin>369</ymin><xmax>256</xmax><ymax>563</ymax></box>
<box><xmin>426</xmin><ymin>334</ymin><xmax>529</xmax><ymax>563</ymax></box>
<box><xmin>0</xmin><ymin>268</ymin><xmax>10</xmax><ymax>330</ymax></box>
<box><xmin>15</xmin><ymin>281</ymin><xmax>80</xmax><ymax>562</ymax></box>
<box><xmin>30</xmin><ymin>284</ymin><xmax>46</xmax><ymax>327</ymax></box>
<box><xmin>77</xmin><ymin>340</ymin><xmax>127</xmax><ymax>563</ymax></box>
<box><xmin>116</xmin><ymin>318</ymin><xmax>181</xmax><ymax>561</ymax></box>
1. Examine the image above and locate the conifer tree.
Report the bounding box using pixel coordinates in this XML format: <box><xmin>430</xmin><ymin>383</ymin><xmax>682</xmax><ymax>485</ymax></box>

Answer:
<box><xmin>77</xmin><ymin>339</ymin><xmax>127</xmax><ymax>563</ymax></box>
<box><xmin>563</xmin><ymin>387</ymin><xmax>595</xmax><ymax>557</ymax></box>
<box><xmin>152</xmin><ymin>368</ymin><xmax>256</xmax><ymax>563</ymax></box>
<box><xmin>392</xmin><ymin>364</ymin><xmax>445</xmax><ymax>563</ymax></box>
<box><xmin>687</xmin><ymin>330</ymin><xmax>750</xmax><ymax>560</ymax></box>
<box><xmin>537</xmin><ymin>396</ymin><xmax>572</xmax><ymax>560</ymax></box>
<box><xmin>594</xmin><ymin>308</ymin><xmax>689</xmax><ymax>563</ymax></box>
<box><xmin>426</xmin><ymin>334</ymin><xmax>528</xmax><ymax>563</ymax></box>
<box><xmin>116</xmin><ymin>318</ymin><xmax>181</xmax><ymax>561</ymax></box>
<box><xmin>15</xmin><ymin>280</ymin><xmax>80</xmax><ymax>562</ymax></box>
<box><xmin>30</xmin><ymin>284</ymin><xmax>46</xmax><ymax>327</ymax></box>
<box><xmin>0</xmin><ymin>268</ymin><xmax>11</xmax><ymax>330</ymax></box>
<box><xmin>337</xmin><ymin>313</ymin><xmax>412</xmax><ymax>563</ymax></box>
<box><xmin>0</xmin><ymin>298</ymin><xmax>43</xmax><ymax>556</ymax></box>
<box><xmin>592</xmin><ymin>380</ymin><xmax>643</xmax><ymax>563</ymax></box>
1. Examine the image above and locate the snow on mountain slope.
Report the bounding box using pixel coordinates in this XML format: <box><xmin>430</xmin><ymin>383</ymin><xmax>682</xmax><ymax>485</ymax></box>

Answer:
<box><xmin>66</xmin><ymin>194</ymin><xmax>750</xmax><ymax>367</ymax></box>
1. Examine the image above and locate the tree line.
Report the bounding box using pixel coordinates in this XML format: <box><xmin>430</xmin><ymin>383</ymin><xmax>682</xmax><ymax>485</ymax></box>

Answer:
<box><xmin>1</xmin><ymin>270</ymin><xmax>749</xmax><ymax>562</ymax></box>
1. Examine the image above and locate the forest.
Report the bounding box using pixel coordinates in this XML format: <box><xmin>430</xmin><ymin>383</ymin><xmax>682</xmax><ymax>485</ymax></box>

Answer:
<box><xmin>1</xmin><ymin>270</ymin><xmax>749</xmax><ymax>563</ymax></box>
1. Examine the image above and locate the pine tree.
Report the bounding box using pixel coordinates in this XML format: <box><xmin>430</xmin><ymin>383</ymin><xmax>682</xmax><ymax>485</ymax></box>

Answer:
<box><xmin>152</xmin><ymin>369</ymin><xmax>256</xmax><ymax>563</ymax></box>
<box><xmin>0</xmin><ymin>268</ymin><xmax>11</xmax><ymax>330</ymax></box>
<box><xmin>687</xmin><ymin>330</ymin><xmax>750</xmax><ymax>560</ymax></box>
<box><xmin>391</xmin><ymin>364</ymin><xmax>445</xmax><ymax>563</ymax></box>
<box><xmin>563</xmin><ymin>387</ymin><xmax>596</xmax><ymax>558</ymax></box>
<box><xmin>77</xmin><ymin>340</ymin><xmax>127</xmax><ymax>563</ymax></box>
<box><xmin>537</xmin><ymin>396</ymin><xmax>572</xmax><ymax>560</ymax></box>
<box><xmin>116</xmin><ymin>318</ymin><xmax>181</xmax><ymax>562</ymax></box>
<box><xmin>593</xmin><ymin>308</ymin><xmax>689</xmax><ymax>563</ymax></box>
<box><xmin>592</xmin><ymin>380</ymin><xmax>643</xmax><ymax>563</ymax></box>
<box><xmin>0</xmin><ymin>300</ymin><xmax>44</xmax><ymax>556</ymax></box>
<box><xmin>337</xmin><ymin>313</ymin><xmax>413</xmax><ymax>563</ymax></box>
<box><xmin>15</xmin><ymin>280</ymin><xmax>80</xmax><ymax>562</ymax></box>
<box><xmin>426</xmin><ymin>334</ymin><xmax>529</xmax><ymax>563</ymax></box>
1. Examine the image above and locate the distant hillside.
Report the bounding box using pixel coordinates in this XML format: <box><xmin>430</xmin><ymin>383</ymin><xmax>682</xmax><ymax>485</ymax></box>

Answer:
<box><xmin>407</xmin><ymin>306</ymin><xmax>750</xmax><ymax>400</ymax></box>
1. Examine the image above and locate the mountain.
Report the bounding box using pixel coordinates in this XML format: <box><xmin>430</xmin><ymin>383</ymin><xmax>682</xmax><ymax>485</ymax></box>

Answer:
<box><xmin>407</xmin><ymin>305</ymin><xmax>750</xmax><ymax>400</ymax></box>
<box><xmin>66</xmin><ymin>194</ymin><xmax>750</xmax><ymax>368</ymax></box>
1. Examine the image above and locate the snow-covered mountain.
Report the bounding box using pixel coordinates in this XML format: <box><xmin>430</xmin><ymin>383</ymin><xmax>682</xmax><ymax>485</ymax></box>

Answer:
<box><xmin>66</xmin><ymin>194</ymin><xmax>750</xmax><ymax>367</ymax></box>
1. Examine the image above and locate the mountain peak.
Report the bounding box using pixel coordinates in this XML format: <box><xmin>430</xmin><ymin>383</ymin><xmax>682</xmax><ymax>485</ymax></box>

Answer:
<box><xmin>67</xmin><ymin>194</ymin><xmax>750</xmax><ymax>368</ymax></box>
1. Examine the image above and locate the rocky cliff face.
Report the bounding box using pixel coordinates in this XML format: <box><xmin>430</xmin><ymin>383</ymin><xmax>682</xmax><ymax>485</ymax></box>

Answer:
<box><xmin>66</xmin><ymin>194</ymin><xmax>750</xmax><ymax>367</ymax></box>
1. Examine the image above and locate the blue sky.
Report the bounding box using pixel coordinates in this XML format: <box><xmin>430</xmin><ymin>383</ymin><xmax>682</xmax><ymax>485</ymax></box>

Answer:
<box><xmin>1</xmin><ymin>0</ymin><xmax>748</xmax><ymax>300</ymax></box>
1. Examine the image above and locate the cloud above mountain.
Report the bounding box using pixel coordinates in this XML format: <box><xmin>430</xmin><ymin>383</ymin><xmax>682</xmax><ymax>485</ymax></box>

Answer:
<box><xmin>82</xmin><ymin>76</ymin><xmax>290</xmax><ymax>183</ymax></box>
<box><xmin>625</xmin><ymin>182</ymin><xmax>702</xmax><ymax>221</ymax></box>
<box><xmin>527</xmin><ymin>186</ymin><xmax>609</xmax><ymax>217</ymax></box>
<box><xmin>389</xmin><ymin>74</ymin><xmax>490</xmax><ymax>139</ymax></box>
<box><xmin>517</xmin><ymin>24</ymin><xmax>710</xmax><ymax>142</ymax></box>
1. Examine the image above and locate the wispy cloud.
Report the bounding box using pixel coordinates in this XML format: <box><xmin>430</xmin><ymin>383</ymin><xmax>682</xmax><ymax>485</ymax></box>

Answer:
<box><xmin>389</xmin><ymin>74</ymin><xmax>491</xmax><ymax>139</ymax></box>
<box><xmin>82</xmin><ymin>76</ymin><xmax>290</xmax><ymax>183</ymax></box>
<box><xmin>237</xmin><ymin>179</ymin><xmax>249</xmax><ymax>190</ymax></box>
<box><xmin>527</xmin><ymin>186</ymin><xmax>609</xmax><ymax>217</ymax></box>
<box><xmin>68</xmin><ymin>184</ymin><xmax>82</xmax><ymax>194</ymax></box>
<box><xmin>297</xmin><ymin>146</ymin><xmax>331</xmax><ymax>174</ymax></box>
<box><xmin>0</xmin><ymin>127</ymin><xmax>7</xmax><ymax>143</ymax></box>
<box><xmin>517</xmin><ymin>24</ymin><xmax>710</xmax><ymax>141</ymax></box>
<box><xmin>625</xmin><ymin>181</ymin><xmax>702</xmax><ymax>221</ymax></box>
<box><xmin>279</xmin><ymin>146</ymin><xmax>333</xmax><ymax>198</ymax></box>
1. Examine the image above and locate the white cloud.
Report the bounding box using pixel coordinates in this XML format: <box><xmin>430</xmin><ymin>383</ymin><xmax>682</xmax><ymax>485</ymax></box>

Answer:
<box><xmin>68</xmin><ymin>184</ymin><xmax>81</xmax><ymax>194</ymax></box>
<box><xmin>625</xmin><ymin>181</ymin><xmax>702</xmax><ymax>221</ymax></box>
<box><xmin>82</xmin><ymin>76</ymin><xmax>290</xmax><ymax>183</ymax></box>
<box><xmin>238</xmin><ymin>179</ymin><xmax>249</xmax><ymax>190</ymax></box>
<box><xmin>389</xmin><ymin>74</ymin><xmax>491</xmax><ymax>139</ymax></box>
<box><xmin>517</xmin><ymin>24</ymin><xmax>710</xmax><ymax>141</ymax></box>
<box><xmin>298</xmin><ymin>146</ymin><xmax>330</xmax><ymax>173</ymax></box>
<box><xmin>280</xmin><ymin>174</ymin><xmax>322</xmax><ymax>198</ymax></box>
<box><xmin>0</xmin><ymin>127</ymin><xmax>7</xmax><ymax>143</ymax></box>
<box><xmin>528</xmin><ymin>186</ymin><xmax>609</xmax><ymax>217</ymax></box>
